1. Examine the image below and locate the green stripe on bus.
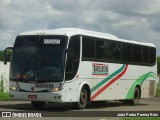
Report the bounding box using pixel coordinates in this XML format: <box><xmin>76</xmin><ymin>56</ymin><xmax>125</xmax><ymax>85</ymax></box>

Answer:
<box><xmin>91</xmin><ymin>64</ymin><xmax>126</xmax><ymax>93</ymax></box>
<box><xmin>126</xmin><ymin>72</ymin><xmax>156</xmax><ymax>99</ymax></box>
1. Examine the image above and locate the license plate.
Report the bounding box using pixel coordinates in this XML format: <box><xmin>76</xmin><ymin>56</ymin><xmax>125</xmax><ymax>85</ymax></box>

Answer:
<box><xmin>28</xmin><ymin>95</ymin><xmax>37</xmax><ymax>99</ymax></box>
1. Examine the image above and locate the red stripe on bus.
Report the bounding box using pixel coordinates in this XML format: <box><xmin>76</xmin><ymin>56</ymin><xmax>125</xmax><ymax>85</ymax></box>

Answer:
<box><xmin>90</xmin><ymin>64</ymin><xmax>128</xmax><ymax>101</ymax></box>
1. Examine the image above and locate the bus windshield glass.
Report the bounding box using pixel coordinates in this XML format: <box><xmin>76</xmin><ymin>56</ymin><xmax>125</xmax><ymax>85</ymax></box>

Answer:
<box><xmin>10</xmin><ymin>35</ymin><xmax>68</xmax><ymax>82</ymax></box>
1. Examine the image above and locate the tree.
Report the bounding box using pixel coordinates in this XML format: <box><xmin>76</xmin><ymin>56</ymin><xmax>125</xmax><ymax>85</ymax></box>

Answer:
<box><xmin>157</xmin><ymin>56</ymin><xmax>160</xmax><ymax>74</ymax></box>
<box><xmin>0</xmin><ymin>74</ymin><xmax>4</xmax><ymax>92</ymax></box>
<box><xmin>0</xmin><ymin>50</ymin><xmax>12</xmax><ymax>61</ymax></box>
<box><xmin>0</xmin><ymin>51</ymin><xmax>4</xmax><ymax>61</ymax></box>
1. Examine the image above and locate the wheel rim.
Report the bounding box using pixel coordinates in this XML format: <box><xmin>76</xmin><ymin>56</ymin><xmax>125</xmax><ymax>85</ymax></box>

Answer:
<box><xmin>80</xmin><ymin>90</ymin><xmax>87</xmax><ymax>105</ymax></box>
<box><xmin>134</xmin><ymin>88</ymin><xmax>139</xmax><ymax>104</ymax></box>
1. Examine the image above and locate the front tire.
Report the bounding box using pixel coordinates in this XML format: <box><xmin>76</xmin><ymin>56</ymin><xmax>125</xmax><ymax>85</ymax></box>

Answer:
<box><xmin>74</xmin><ymin>87</ymin><xmax>88</xmax><ymax>109</ymax></box>
<box><xmin>31</xmin><ymin>101</ymin><xmax>45</xmax><ymax>109</ymax></box>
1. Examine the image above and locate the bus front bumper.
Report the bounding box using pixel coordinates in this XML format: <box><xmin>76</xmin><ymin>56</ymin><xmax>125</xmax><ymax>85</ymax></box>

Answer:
<box><xmin>9</xmin><ymin>91</ymin><xmax>64</xmax><ymax>102</ymax></box>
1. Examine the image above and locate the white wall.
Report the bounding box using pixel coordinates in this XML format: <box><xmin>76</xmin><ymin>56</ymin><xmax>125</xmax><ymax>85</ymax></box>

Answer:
<box><xmin>0</xmin><ymin>61</ymin><xmax>10</xmax><ymax>93</ymax></box>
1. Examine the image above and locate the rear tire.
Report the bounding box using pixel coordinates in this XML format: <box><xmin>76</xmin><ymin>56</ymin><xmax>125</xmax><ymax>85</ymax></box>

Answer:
<box><xmin>131</xmin><ymin>87</ymin><xmax>140</xmax><ymax>105</ymax></box>
<box><xmin>31</xmin><ymin>101</ymin><xmax>45</xmax><ymax>109</ymax></box>
<box><xmin>123</xmin><ymin>87</ymin><xmax>140</xmax><ymax>105</ymax></box>
<box><xmin>73</xmin><ymin>87</ymin><xmax>88</xmax><ymax>109</ymax></box>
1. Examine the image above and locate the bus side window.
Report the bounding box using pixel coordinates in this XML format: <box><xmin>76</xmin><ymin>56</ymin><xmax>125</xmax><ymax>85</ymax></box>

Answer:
<box><xmin>149</xmin><ymin>47</ymin><xmax>156</xmax><ymax>65</ymax></box>
<box><xmin>110</xmin><ymin>41</ymin><xmax>121</xmax><ymax>61</ymax></box>
<box><xmin>104</xmin><ymin>40</ymin><xmax>112</xmax><ymax>61</ymax></box>
<box><xmin>65</xmin><ymin>35</ymin><xmax>80</xmax><ymax>81</ymax></box>
<box><xmin>96</xmin><ymin>40</ymin><xmax>105</xmax><ymax>60</ymax></box>
<box><xmin>82</xmin><ymin>36</ymin><xmax>95</xmax><ymax>60</ymax></box>
<box><xmin>132</xmin><ymin>45</ymin><xmax>143</xmax><ymax>64</ymax></box>
<box><xmin>121</xmin><ymin>43</ymin><xmax>132</xmax><ymax>63</ymax></box>
<box><xmin>143</xmin><ymin>46</ymin><xmax>149</xmax><ymax>65</ymax></box>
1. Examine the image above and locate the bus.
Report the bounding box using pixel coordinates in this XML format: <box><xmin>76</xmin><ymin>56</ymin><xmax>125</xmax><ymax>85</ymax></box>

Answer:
<box><xmin>4</xmin><ymin>28</ymin><xmax>157</xmax><ymax>109</ymax></box>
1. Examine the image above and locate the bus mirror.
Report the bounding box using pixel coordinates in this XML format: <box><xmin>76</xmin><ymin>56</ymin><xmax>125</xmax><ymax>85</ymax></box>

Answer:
<box><xmin>4</xmin><ymin>47</ymin><xmax>13</xmax><ymax>65</ymax></box>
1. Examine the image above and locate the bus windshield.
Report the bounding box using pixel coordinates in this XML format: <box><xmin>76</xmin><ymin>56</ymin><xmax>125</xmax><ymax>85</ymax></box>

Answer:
<box><xmin>10</xmin><ymin>35</ymin><xmax>68</xmax><ymax>82</ymax></box>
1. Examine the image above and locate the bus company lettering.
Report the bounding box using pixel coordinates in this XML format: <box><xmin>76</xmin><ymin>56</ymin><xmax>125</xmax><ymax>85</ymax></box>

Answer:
<box><xmin>92</xmin><ymin>63</ymin><xmax>108</xmax><ymax>76</ymax></box>
<box><xmin>35</xmin><ymin>83</ymin><xmax>54</xmax><ymax>88</ymax></box>
<box><xmin>43</xmin><ymin>39</ymin><xmax>60</xmax><ymax>44</ymax></box>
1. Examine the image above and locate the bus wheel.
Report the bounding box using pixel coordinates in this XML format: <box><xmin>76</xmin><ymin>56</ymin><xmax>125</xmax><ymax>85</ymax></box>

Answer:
<box><xmin>31</xmin><ymin>101</ymin><xmax>45</xmax><ymax>109</ymax></box>
<box><xmin>131</xmin><ymin>87</ymin><xmax>140</xmax><ymax>105</ymax></box>
<box><xmin>74</xmin><ymin>87</ymin><xmax>88</xmax><ymax>109</ymax></box>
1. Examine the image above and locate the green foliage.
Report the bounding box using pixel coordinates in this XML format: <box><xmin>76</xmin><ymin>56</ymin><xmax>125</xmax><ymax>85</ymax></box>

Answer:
<box><xmin>0</xmin><ymin>76</ymin><xmax>4</xmax><ymax>92</ymax></box>
<box><xmin>0</xmin><ymin>50</ymin><xmax>12</xmax><ymax>61</ymax></box>
<box><xmin>157</xmin><ymin>56</ymin><xmax>160</xmax><ymax>74</ymax></box>
<box><xmin>0</xmin><ymin>50</ymin><xmax>4</xmax><ymax>61</ymax></box>
<box><xmin>155</xmin><ymin>83</ymin><xmax>160</xmax><ymax>97</ymax></box>
<box><xmin>0</xmin><ymin>74</ymin><xmax>5</xmax><ymax>92</ymax></box>
<box><xmin>0</xmin><ymin>92</ymin><xmax>11</xmax><ymax>101</ymax></box>
<box><xmin>0</xmin><ymin>74</ymin><xmax>11</xmax><ymax>100</ymax></box>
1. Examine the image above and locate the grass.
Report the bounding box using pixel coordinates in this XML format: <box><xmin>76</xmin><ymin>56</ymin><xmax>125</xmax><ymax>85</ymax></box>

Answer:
<box><xmin>0</xmin><ymin>91</ymin><xmax>11</xmax><ymax>101</ymax></box>
<box><xmin>155</xmin><ymin>88</ymin><xmax>160</xmax><ymax>97</ymax></box>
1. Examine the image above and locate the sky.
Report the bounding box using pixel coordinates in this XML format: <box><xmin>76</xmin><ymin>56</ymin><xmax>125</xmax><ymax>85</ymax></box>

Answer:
<box><xmin>0</xmin><ymin>0</ymin><xmax>160</xmax><ymax>55</ymax></box>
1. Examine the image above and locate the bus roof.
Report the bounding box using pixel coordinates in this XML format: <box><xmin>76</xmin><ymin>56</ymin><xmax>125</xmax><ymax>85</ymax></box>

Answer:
<box><xmin>20</xmin><ymin>28</ymin><xmax>156</xmax><ymax>47</ymax></box>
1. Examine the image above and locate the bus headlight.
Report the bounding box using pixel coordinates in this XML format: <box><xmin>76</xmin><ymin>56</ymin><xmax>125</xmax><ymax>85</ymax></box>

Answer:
<box><xmin>51</xmin><ymin>87</ymin><xmax>62</xmax><ymax>92</ymax></box>
<box><xmin>10</xmin><ymin>86</ymin><xmax>18</xmax><ymax>91</ymax></box>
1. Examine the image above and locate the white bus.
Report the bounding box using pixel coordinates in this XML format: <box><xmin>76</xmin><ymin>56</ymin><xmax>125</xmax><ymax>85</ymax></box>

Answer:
<box><xmin>4</xmin><ymin>28</ymin><xmax>157</xmax><ymax>109</ymax></box>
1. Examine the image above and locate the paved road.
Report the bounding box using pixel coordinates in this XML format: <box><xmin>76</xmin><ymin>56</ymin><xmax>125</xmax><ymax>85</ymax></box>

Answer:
<box><xmin>0</xmin><ymin>97</ymin><xmax>160</xmax><ymax>119</ymax></box>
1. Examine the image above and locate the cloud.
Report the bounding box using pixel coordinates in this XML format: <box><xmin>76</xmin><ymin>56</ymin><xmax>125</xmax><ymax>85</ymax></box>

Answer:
<box><xmin>0</xmin><ymin>0</ymin><xmax>160</xmax><ymax>55</ymax></box>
